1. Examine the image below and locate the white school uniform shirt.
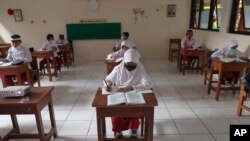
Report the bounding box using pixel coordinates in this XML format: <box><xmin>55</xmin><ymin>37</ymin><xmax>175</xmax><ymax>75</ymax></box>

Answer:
<box><xmin>40</xmin><ymin>40</ymin><xmax>59</xmax><ymax>57</ymax></box>
<box><xmin>181</xmin><ymin>37</ymin><xmax>200</xmax><ymax>49</ymax></box>
<box><xmin>105</xmin><ymin>61</ymin><xmax>152</xmax><ymax>91</ymax></box>
<box><xmin>56</xmin><ymin>39</ymin><xmax>69</xmax><ymax>44</ymax></box>
<box><xmin>6</xmin><ymin>46</ymin><xmax>32</xmax><ymax>63</ymax></box>
<box><xmin>211</xmin><ymin>47</ymin><xmax>246</xmax><ymax>58</ymax></box>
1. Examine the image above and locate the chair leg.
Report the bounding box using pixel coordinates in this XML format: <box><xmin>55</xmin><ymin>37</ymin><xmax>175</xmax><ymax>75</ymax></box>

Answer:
<box><xmin>141</xmin><ymin>117</ymin><xmax>144</xmax><ymax>137</ymax></box>
<box><xmin>204</xmin><ymin>71</ymin><xmax>207</xmax><ymax>85</ymax></box>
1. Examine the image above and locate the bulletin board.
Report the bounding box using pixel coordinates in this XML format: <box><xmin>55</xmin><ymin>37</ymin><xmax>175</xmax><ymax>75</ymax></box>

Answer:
<box><xmin>66</xmin><ymin>23</ymin><xmax>121</xmax><ymax>40</ymax></box>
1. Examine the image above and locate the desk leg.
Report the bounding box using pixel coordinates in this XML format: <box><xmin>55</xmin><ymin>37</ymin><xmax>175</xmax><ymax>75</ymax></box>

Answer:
<box><xmin>182</xmin><ymin>56</ymin><xmax>185</xmax><ymax>75</ymax></box>
<box><xmin>207</xmin><ymin>68</ymin><xmax>213</xmax><ymax>94</ymax></box>
<box><xmin>201</xmin><ymin>55</ymin><xmax>204</xmax><ymax>74</ymax></box>
<box><xmin>96</xmin><ymin>110</ymin><xmax>104</xmax><ymax>141</ymax></box>
<box><xmin>46</xmin><ymin>58</ymin><xmax>52</xmax><ymax>81</ymax></box>
<box><xmin>10</xmin><ymin>114</ymin><xmax>20</xmax><ymax>133</ymax></box>
<box><xmin>35</xmin><ymin>110</ymin><xmax>46</xmax><ymax>141</ymax></box>
<box><xmin>146</xmin><ymin>108</ymin><xmax>154</xmax><ymax>141</ymax></box>
<box><xmin>196</xmin><ymin>57</ymin><xmax>200</xmax><ymax>73</ymax></box>
<box><xmin>215</xmin><ymin>70</ymin><xmax>222</xmax><ymax>101</ymax></box>
<box><xmin>26</xmin><ymin>70</ymin><xmax>33</xmax><ymax>87</ymax></box>
<box><xmin>48</xmin><ymin>100</ymin><xmax>58</xmax><ymax>138</ymax></box>
<box><xmin>16</xmin><ymin>74</ymin><xmax>22</xmax><ymax>85</ymax></box>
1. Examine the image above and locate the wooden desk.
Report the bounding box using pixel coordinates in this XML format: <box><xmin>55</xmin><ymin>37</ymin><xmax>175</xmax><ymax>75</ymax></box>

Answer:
<box><xmin>0</xmin><ymin>45</ymin><xmax>11</xmax><ymax>58</ymax></box>
<box><xmin>92</xmin><ymin>88</ymin><xmax>158</xmax><ymax>141</ymax></box>
<box><xmin>0</xmin><ymin>63</ymin><xmax>32</xmax><ymax>88</ymax></box>
<box><xmin>32</xmin><ymin>50</ymin><xmax>57</xmax><ymax>81</ymax></box>
<box><xmin>236</xmin><ymin>84</ymin><xmax>250</xmax><ymax>116</ymax></box>
<box><xmin>58</xmin><ymin>44</ymin><xmax>70</xmax><ymax>68</ymax></box>
<box><xmin>105</xmin><ymin>60</ymin><xmax>122</xmax><ymax>75</ymax></box>
<box><xmin>207</xmin><ymin>58</ymin><xmax>250</xmax><ymax>101</ymax></box>
<box><xmin>0</xmin><ymin>87</ymin><xmax>57</xmax><ymax>141</ymax></box>
<box><xmin>178</xmin><ymin>49</ymin><xmax>206</xmax><ymax>75</ymax></box>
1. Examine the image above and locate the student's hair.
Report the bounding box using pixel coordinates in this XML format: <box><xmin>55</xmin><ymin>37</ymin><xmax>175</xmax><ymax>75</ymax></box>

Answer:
<box><xmin>186</xmin><ymin>30</ymin><xmax>193</xmax><ymax>35</ymax></box>
<box><xmin>47</xmin><ymin>34</ymin><xmax>54</xmax><ymax>40</ymax></box>
<box><xmin>122</xmin><ymin>32</ymin><xmax>129</xmax><ymax>38</ymax></box>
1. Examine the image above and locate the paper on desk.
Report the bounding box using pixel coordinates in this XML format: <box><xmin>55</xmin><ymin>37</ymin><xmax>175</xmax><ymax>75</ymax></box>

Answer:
<box><xmin>0</xmin><ymin>62</ymin><xmax>12</xmax><ymax>67</ymax></box>
<box><xmin>0</xmin><ymin>61</ymin><xmax>4</xmax><ymax>65</ymax></box>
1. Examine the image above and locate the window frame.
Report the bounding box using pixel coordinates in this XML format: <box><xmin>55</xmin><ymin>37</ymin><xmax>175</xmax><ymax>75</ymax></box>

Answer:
<box><xmin>229</xmin><ymin>0</ymin><xmax>250</xmax><ymax>35</ymax></box>
<box><xmin>189</xmin><ymin>0</ymin><xmax>220</xmax><ymax>32</ymax></box>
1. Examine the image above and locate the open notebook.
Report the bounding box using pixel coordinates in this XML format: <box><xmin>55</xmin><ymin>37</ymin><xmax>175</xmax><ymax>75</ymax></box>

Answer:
<box><xmin>102</xmin><ymin>87</ymin><xmax>153</xmax><ymax>95</ymax></box>
<box><xmin>220</xmin><ymin>57</ymin><xmax>246</xmax><ymax>63</ymax></box>
<box><xmin>107</xmin><ymin>92</ymin><xmax>145</xmax><ymax>106</ymax></box>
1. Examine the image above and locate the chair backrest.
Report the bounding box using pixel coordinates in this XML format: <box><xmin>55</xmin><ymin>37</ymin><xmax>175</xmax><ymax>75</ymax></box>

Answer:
<box><xmin>206</xmin><ymin>49</ymin><xmax>218</xmax><ymax>68</ymax></box>
<box><xmin>169</xmin><ymin>39</ymin><xmax>181</xmax><ymax>50</ymax></box>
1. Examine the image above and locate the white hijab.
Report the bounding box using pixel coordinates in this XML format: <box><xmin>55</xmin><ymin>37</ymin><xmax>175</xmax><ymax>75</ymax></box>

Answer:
<box><xmin>225</xmin><ymin>40</ymin><xmax>238</xmax><ymax>49</ymax></box>
<box><xmin>106</xmin><ymin>49</ymin><xmax>151</xmax><ymax>90</ymax></box>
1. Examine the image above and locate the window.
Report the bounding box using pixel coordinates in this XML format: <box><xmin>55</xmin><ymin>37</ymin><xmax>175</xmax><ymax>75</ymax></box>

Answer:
<box><xmin>229</xmin><ymin>0</ymin><xmax>250</xmax><ymax>34</ymax></box>
<box><xmin>190</xmin><ymin>0</ymin><xmax>222</xmax><ymax>31</ymax></box>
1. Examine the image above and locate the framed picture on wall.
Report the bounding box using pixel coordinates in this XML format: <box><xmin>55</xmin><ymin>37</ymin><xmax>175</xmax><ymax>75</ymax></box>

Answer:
<box><xmin>167</xmin><ymin>4</ymin><xmax>176</xmax><ymax>17</ymax></box>
<box><xmin>14</xmin><ymin>9</ymin><xmax>23</xmax><ymax>22</ymax></box>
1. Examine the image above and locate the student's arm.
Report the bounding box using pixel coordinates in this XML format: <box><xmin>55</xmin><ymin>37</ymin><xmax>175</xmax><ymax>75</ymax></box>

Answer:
<box><xmin>105</xmin><ymin>66</ymin><xmax>118</xmax><ymax>91</ymax></box>
<box><xmin>6</xmin><ymin>49</ymin><xmax>13</xmax><ymax>62</ymax></box>
<box><xmin>181</xmin><ymin>38</ymin><xmax>185</xmax><ymax>48</ymax></box>
<box><xmin>211</xmin><ymin>48</ymin><xmax>225</xmax><ymax>58</ymax></box>
<box><xmin>131</xmin><ymin>66</ymin><xmax>152</xmax><ymax>91</ymax></box>
<box><xmin>23</xmin><ymin>48</ymin><xmax>32</xmax><ymax>63</ymax></box>
<box><xmin>40</xmin><ymin>43</ymin><xmax>47</xmax><ymax>51</ymax></box>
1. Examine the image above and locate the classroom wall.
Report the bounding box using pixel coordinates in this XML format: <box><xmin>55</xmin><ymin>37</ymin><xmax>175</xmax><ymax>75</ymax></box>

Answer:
<box><xmin>0</xmin><ymin>0</ymin><xmax>190</xmax><ymax>60</ymax></box>
<box><xmin>193</xmin><ymin>1</ymin><xmax>250</xmax><ymax>56</ymax></box>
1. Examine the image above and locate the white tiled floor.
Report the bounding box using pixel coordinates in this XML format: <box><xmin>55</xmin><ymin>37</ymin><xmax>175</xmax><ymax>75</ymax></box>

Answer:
<box><xmin>1</xmin><ymin>60</ymin><xmax>250</xmax><ymax>141</ymax></box>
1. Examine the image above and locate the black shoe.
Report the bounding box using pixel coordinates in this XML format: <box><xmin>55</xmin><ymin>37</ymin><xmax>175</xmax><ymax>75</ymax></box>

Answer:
<box><xmin>115</xmin><ymin>132</ymin><xmax>123</xmax><ymax>139</ymax></box>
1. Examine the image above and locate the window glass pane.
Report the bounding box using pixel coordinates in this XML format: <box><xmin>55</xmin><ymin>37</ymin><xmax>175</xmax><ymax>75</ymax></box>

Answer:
<box><xmin>235</xmin><ymin>0</ymin><xmax>244</xmax><ymax>31</ymax></box>
<box><xmin>212</xmin><ymin>0</ymin><xmax>222</xmax><ymax>30</ymax></box>
<box><xmin>194</xmin><ymin>0</ymin><xmax>201</xmax><ymax>28</ymax></box>
<box><xmin>243</xmin><ymin>0</ymin><xmax>250</xmax><ymax>28</ymax></box>
<box><xmin>200</xmin><ymin>0</ymin><xmax>211</xmax><ymax>29</ymax></box>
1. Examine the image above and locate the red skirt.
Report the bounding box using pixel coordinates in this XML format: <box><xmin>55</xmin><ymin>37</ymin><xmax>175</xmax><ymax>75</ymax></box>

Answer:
<box><xmin>111</xmin><ymin>117</ymin><xmax>140</xmax><ymax>132</ymax></box>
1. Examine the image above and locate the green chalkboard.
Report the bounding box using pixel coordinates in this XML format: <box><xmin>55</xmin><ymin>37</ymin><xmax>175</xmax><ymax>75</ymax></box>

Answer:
<box><xmin>66</xmin><ymin>23</ymin><xmax>121</xmax><ymax>40</ymax></box>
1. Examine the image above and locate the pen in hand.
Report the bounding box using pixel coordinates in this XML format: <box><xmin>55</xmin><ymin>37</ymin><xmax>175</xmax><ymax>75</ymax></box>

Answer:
<box><xmin>103</xmin><ymin>79</ymin><xmax>111</xmax><ymax>91</ymax></box>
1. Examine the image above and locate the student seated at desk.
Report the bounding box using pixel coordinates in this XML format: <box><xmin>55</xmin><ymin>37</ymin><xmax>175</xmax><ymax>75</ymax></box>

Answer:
<box><xmin>113</xmin><ymin>32</ymin><xmax>130</xmax><ymax>52</ymax></box>
<box><xmin>109</xmin><ymin>40</ymin><xmax>136</xmax><ymax>60</ymax></box>
<box><xmin>211</xmin><ymin>40</ymin><xmax>246</xmax><ymax>84</ymax></box>
<box><xmin>105</xmin><ymin>49</ymin><xmax>152</xmax><ymax>139</ymax></box>
<box><xmin>56</xmin><ymin>34</ymin><xmax>69</xmax><ymax>45</ymax></box>
<box><xmin>39</xmin><ymin>34</ymin><xmax>62</xmax><ymax>73</ymax></box>
<box><xmin>1</xmin><ymin>34</ymin><xmax>32</xmax><ymax>87</ymax></box>
<box><xmin>181</xmin><ymin>29</ymin><xmax>201</xmax><ymax>67</ymax></box>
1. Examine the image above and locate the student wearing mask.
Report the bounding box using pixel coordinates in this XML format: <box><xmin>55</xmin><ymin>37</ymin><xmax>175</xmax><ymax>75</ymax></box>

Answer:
<box><xmin>181</xmin><ymin>30</ymin><xmax>201</xmax><ymax>67</ymax></box>
<box><xmin>39</xmin><ymin>34</ymin><xmax>62</xmax><ymax>73</ymax></box>
<box><xmin>113</xmin><ymin>32</ymin><xmax>130</xmax><ymax>52</ymax></box>
<box><xmin>105</xmin><ymin>49</ymin><xmax>152</xmax><ymax>138</ymax></box>
<box><xmin>1</xmin><ymin>34</ymin><xmax>32</xmax><ymax>87</ymax></box>
<box><xmin>111</xmin><ymin>40</ymin><xmax>136</xmax><ymax>60</ymax></box>
<box><xmin>211</xmin><ymin>40</ymin><xmax>245</xmax><ymax>84</ymax></box>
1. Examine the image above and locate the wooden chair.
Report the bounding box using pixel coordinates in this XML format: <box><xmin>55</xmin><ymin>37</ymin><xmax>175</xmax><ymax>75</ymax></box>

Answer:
<box><xmin>204</xmin><ymin>50</ymin><xmax>217</xmax><ymax>85</ymax></box>
<box><xmin>30</xmin><ymin>56</ymin><xmax>41</xmax><ymax>87</ymax></box>
<box><xmin>237</xmin><ymin>67</ymin><xmax>250</xmax><ymax>116</ymax></box>
<box><xmin>168</xmin><ymin>39</ymin><xmax>181</xmax><ymax>62</ymax></box>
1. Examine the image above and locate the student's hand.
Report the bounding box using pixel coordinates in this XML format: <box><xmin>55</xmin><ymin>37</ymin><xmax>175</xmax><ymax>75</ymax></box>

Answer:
<box><xmin>118</xmin><ymin>86</ymin><xmax>133</xmax><ymax>92</ymax></box>
<box><xmin>105</xmin><ymin>83</ymin><xmax>112</xmax><ymax>92</ymax></box>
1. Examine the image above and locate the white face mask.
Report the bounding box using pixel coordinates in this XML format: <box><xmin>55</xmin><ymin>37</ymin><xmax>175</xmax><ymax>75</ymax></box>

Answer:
<box><xmin>227</xmin><ymin>48</ymin><xmax>236</xmax><ymax>55</ymax></box>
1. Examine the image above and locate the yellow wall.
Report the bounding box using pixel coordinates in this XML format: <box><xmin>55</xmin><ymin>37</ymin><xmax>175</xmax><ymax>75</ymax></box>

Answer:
<box><xmin>0</xmin><ymin>0</ymin><xmax>190</xmax><ymax>60</ymax></box>
<box><xmin>193</xmin><ymin>1</ymin><xmax>250</xmax><ymax>56</ymax></box>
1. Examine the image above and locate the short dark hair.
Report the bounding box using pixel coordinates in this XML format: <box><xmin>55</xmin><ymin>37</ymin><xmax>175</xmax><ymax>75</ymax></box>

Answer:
<box><xmin>186</xmin><ymin>30</ymin><xmax>193</xmax><ymax>35</ymax></box>
<box><xmin>46</xmin><ymin>34</ymin><xmax>54</xmax><ymax>40</ymax></box>
<box><xmin>122</xmin><ymin>32</ymin><xmax>129</xmax><ymax>38</ymax></box>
